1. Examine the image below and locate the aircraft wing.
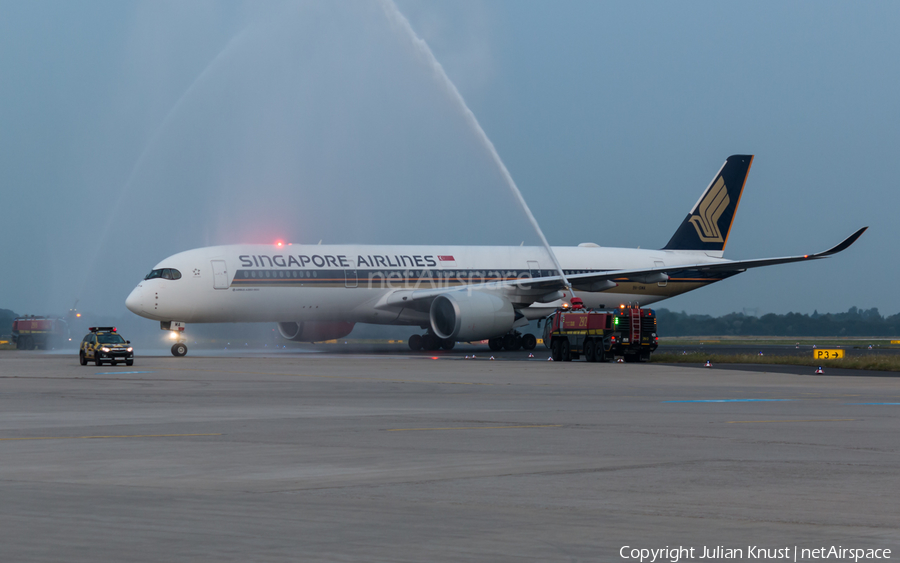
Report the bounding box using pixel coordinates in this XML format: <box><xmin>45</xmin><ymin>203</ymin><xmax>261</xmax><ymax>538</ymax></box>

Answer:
<box><xmin>377</xmin><ymin>227</ymin><xmax>867</xmax><ymax>309</ymax></box>
<box><xmin>562</xmin><ymin>226</ymin><xmax>868</xmax><ymax>290</ymax></box>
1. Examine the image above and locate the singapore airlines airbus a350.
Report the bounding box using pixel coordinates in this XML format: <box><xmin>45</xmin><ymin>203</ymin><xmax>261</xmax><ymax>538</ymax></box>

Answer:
<box><xmin>125</xmin><ymin>155</ymin><xmax>866</xmax><ymax>356</ymax></box>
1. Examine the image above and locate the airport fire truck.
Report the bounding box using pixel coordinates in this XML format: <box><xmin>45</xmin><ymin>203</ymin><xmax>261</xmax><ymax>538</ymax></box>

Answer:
<box><xmin>11</xmin><ymin>316</ymin><xmax>70</xmax><ymax>350</ymax></box>
<box><xmin>542</xmin><ymin>299</ymin><xmax>658</xmax><ymax>362</ymax></box>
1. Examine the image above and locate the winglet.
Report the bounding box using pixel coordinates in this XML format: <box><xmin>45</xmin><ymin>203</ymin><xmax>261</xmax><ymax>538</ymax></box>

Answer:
<box><xmin>818</xmin><ymin>226</ymin><xmax>868</xmax><ymax>257</ymax></box>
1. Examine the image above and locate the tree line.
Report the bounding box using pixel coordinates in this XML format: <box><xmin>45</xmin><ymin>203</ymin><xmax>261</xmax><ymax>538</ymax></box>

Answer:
<box><xmin>656</xmin><ymin>307</ymin><xmax>899</xmax><ymax>337</ymax></box>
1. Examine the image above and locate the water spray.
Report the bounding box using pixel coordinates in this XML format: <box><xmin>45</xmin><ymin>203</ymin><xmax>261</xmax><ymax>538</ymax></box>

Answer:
<box><xmin>380</xmin><ymin>0</ymin><xmax>572</xmax><ymax>292</ymax></box>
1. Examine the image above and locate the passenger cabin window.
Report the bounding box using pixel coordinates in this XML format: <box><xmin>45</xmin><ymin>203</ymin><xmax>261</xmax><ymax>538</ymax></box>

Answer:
<box><xmin>144</xmin><ymin>268</ymin><xmax>182</xmax><ymax>280</ymax></box>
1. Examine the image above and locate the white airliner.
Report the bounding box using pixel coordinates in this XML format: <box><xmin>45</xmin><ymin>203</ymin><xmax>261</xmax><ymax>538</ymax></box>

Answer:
<box><xmin>125</xmin><ymin>155</ymin><xmax>866</xmax><ymax>355</ymax></box>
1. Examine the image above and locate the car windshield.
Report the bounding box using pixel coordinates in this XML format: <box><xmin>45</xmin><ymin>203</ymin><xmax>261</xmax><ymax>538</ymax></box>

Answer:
<box><xmin>97</xmin><ymin>334</ymin><xmax>126</xmax><ymax>344</ymax></box>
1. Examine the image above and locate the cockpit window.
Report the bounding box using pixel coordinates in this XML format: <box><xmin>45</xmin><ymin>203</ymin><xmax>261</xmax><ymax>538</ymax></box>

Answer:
<box><xmin>144</xmin><ymin>268</ymin><xmax>182</xmax><ymax>280</ymax></box>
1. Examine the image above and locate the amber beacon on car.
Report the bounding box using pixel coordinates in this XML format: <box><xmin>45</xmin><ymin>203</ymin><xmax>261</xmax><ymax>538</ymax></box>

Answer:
<box><xmin>126</xmin><ymin>155</ymin><xmax>867</xmax><ymax>357</ymax></box>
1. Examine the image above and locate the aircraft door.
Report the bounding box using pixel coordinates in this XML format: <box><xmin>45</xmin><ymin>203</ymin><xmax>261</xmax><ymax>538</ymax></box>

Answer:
<box><xmin>212</xmin><ymin>260</ymin><xmax>229</xmax><ymax>289</ymax></box>
<box><xmin>344</xmin><ymin>270</ymin><xmax>358</xmax><ymax>288</ymax></box>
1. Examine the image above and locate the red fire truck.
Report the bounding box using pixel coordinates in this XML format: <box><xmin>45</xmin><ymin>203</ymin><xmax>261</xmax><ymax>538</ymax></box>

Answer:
<box><xmin>11</xmin><ymin>316</ymin><xmax>69</xmax><ymax>350</ymax></box>
<box><xmin>542</xmin><ymin>300</ymin><xmax>658</xmax><ymax>362</ymax></box>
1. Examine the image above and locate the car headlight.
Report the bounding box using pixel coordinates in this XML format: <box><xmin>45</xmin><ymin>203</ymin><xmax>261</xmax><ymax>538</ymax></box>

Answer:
<box><xmin>100</xmin><ymin>347</ymin><xmax>110</xmax><ymax>353</ymax></box>
<box><xmin>126</xmin><ymin>347</ymin><xmax>133</xmax><ymax>352</ymax></box>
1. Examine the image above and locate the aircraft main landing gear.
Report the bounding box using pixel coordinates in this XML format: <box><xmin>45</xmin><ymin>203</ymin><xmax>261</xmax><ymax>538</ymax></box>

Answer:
<box><xmin>408</xmin><ymin>333</ymin><xmax>454</xmax><ymax>351</ymax></box>
<box><xmin>488</xmin><ymin>331</ymin><xmax>537</xmax><ymax>352</ymax></box>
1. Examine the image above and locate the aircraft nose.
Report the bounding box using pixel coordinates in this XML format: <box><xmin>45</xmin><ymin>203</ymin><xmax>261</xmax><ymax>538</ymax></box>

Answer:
<box><xmin>125</xmin><ymin>285</ymin><xmax>143</xmax><ymax>315</ymax></box>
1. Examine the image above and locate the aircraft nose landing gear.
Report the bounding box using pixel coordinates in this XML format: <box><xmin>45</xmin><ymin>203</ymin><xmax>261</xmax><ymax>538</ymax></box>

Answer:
<box><xmin>162</xmin><ymin>321</ymin><xmax>188</xmax><ymax>357</ymax></box>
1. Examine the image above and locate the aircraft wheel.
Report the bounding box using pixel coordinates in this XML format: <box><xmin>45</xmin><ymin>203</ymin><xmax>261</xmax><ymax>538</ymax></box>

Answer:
<box><xmin>441</xmin><ymin>338</ymin><xmax>455</xmax><ymax>351</ymax></box>
<box><xmin>521</xmin><ymin>334</ymin><xmax>537</xmax><ymax>350</ymax></box>
<box><xmin>488</xmin><ymin>338</ymin><xmax>503</xmax><ymax>351</ymax></box>
<box><xmin>550</xmin><ymin>339</ymin><xmax>562</xmax><ymax>361</ymax></box>
<box><xmin>560</xmin><ymin>339</ymin><xmax>571</xmax><ymax>362</ymax></box>
<box><xmin>408</xmin><ymin>334</ymin><xmax>422</xmax><ymax>351</ymax></box>
<box><xmin>79</xmin><ymin>351</ymin><xmax>87</xmax><ymax>366</ymax></box>
<box><xmin>584</xmin><ymin>339</ymin><xmax>597</xmax><ymax>363</ymax></box>
<box><xmin>421</xmin><ymin>334</ymin><xmax>439</xmax><ymax>351</ymax></box>
<box><xmin>171</xmin><ymin>343</ymin><xmax>188</xmax><ymax>357</ymax></box>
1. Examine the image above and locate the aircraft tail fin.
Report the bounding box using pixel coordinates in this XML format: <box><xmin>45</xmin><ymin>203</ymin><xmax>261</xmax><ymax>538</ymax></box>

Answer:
<box><xmin>662</xmin><ymin>155</ymin><xmax>753</xmax><ymax>254</ymax></box>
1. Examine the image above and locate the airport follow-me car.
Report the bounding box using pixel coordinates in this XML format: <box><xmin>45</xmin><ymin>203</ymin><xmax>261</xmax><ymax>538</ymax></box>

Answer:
<box><xmin>125</xmin><ymin>155</ymin><xmax>866</xmax><ymax>356</ymax></box>
<box><xmin>79</xmin><ymin>327</ymin><xmax>134</xmax><ymax>366</ymax></box>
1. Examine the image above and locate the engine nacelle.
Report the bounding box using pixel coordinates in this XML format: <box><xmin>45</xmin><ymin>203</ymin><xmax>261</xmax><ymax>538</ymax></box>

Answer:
<box><xmin>277</xmin><ymin>321</ymin><xmax>355</xmax><ymax>342</ymax></box>
<box><xmin>429</xmin><ymin>292</ymin><xmax>515</xmax><ymax>342</ymax></box>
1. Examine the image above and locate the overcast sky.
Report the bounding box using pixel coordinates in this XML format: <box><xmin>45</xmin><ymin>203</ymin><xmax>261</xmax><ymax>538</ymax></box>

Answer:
<box><xmin>1</xmin><ymin>1</ymin><xmax>896</xmax><ymax>318</ymax></box>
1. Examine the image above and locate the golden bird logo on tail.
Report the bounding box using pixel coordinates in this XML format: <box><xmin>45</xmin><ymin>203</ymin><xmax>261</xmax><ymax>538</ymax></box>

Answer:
<box><xmin>688</xmin><ymin>176</ymin><xmax>729</xmax><ymax>243</ymax></box>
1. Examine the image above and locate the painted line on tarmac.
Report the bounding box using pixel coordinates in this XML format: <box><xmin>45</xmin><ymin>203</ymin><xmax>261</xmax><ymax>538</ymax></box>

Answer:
<box><xmin>95</xmin><ymin>371</ymin><xmax>155</xmax><ymax>375</ymax></box>
<box><xmin>387</xmin><ymin>424</ymin><xmax>563</xmax><ymax>432</ymax></box>
<box><xmin>0</xmin><ymin>433</ymin><xmax>222</xmax><ymax>442</ymax></box>
<box><xmin>847</xmin><ymin>402</ymin><xmax>900</xmax><ymax>405</ymax></box>
<box><xmin>662</xmin><ymin>399</ymin><xmax>792</xmax><ymax>403</ymax></box>
<box><xmin>727</xmin><ymin>419</ymin><xmax>857</xmax><ymax>424</ymax></box>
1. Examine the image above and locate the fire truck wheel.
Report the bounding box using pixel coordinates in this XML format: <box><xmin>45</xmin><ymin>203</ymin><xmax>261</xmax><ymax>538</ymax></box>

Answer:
<box><xmin>560</xmin><ymin>339</ymin><xmax>571</xmax><ymax>361</ymax></box>
<box><xmin>624</xmin><ymin>353</ymin><xmax>638</xmax><ymax>363</ymax></box>
<box><xmin>441</xmin><ymin>338</ymin><xmax>455</xmax><ymax>350</ymax></box>
<box><xmin>488</xmin><ymin>337</ymin><xmax>503</xmax><ymax>351</ymax></box>
<box><xmin>522</xmin><ymin>334</ymin><xmax>537</xmax><ymax>350</ymax></box>
<box><xmin>171</xmin><ymin>343</ymin><xmax>188</xmax><ymax>357</ymax></box>
<box><xmin>551</xmin><ymin>339</ymin><xmax>562</xmax><ymax>361</ymax></box>
<box><xmin>640</xmin><ymin>351</ymin><xmax>651</xmax><ymax>362</ymax></box>
<box><xmin>408</xmin><ymin>334</ymin><xmax>422</xmax><ymax>351</ymax></box>
<box><xmin>79</xmin><ymin>351</ymin><xmax>87</xmax><ymax>366</ymax></box>
<box><xmin>584</xmin><ymin>339</ymin><xmax>597</xmax><ymax>362</ymax></box>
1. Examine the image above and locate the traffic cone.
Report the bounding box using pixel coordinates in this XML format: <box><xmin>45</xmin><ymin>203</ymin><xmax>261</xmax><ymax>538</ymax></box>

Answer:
<box><xmin>815</xmin><ymin>366</ymin><xmax>824</xmax><ymax>374</ymax></box>
<box><xmin>490</xmin><ymin>356</ymin><xmax>495</xmax><ymax>360</ymax></box>
<box><xmin>704</xmin><ymin>360</ymin><xmax>712</xmax><ymax>368</ymax></box>
<box><xmin>528</xmin><ymin>353</ymin><xmax>534</xmax><ymax>358</ymax></box>
<box><xmin>548</xmin><ymin>357</ymin><xmax>553</xmax><ymax>361</ymax></box>
<box><xmin>617</xmin><ymin>358</ymin><xmax>624</xmax><ymax>363</ymax></box>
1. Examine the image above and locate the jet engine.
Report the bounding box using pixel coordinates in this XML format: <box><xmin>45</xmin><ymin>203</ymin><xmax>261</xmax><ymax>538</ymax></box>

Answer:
<box><xmin>429</xmin><ymin>291</ymin><xmax>515</xmax><ymax>342</ymax></box>
<box><xmin>277</xmin><ymin>321</ymin><xmax>355</xmax><ymax>342</ymax></box>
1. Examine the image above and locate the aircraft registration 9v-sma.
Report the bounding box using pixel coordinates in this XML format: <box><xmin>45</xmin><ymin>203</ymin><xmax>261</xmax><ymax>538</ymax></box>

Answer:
<box><xmin>125</xmin><ymin>155</ymin><xmax>866</xmax><ymax>356</ymax></box>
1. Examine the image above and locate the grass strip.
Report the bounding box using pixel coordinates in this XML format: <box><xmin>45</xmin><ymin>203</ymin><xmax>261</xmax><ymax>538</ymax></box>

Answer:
<box><xmin>652</xmin><ymin>352</ymin><xmax>900</xmax><ymax>372</ymax></box>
